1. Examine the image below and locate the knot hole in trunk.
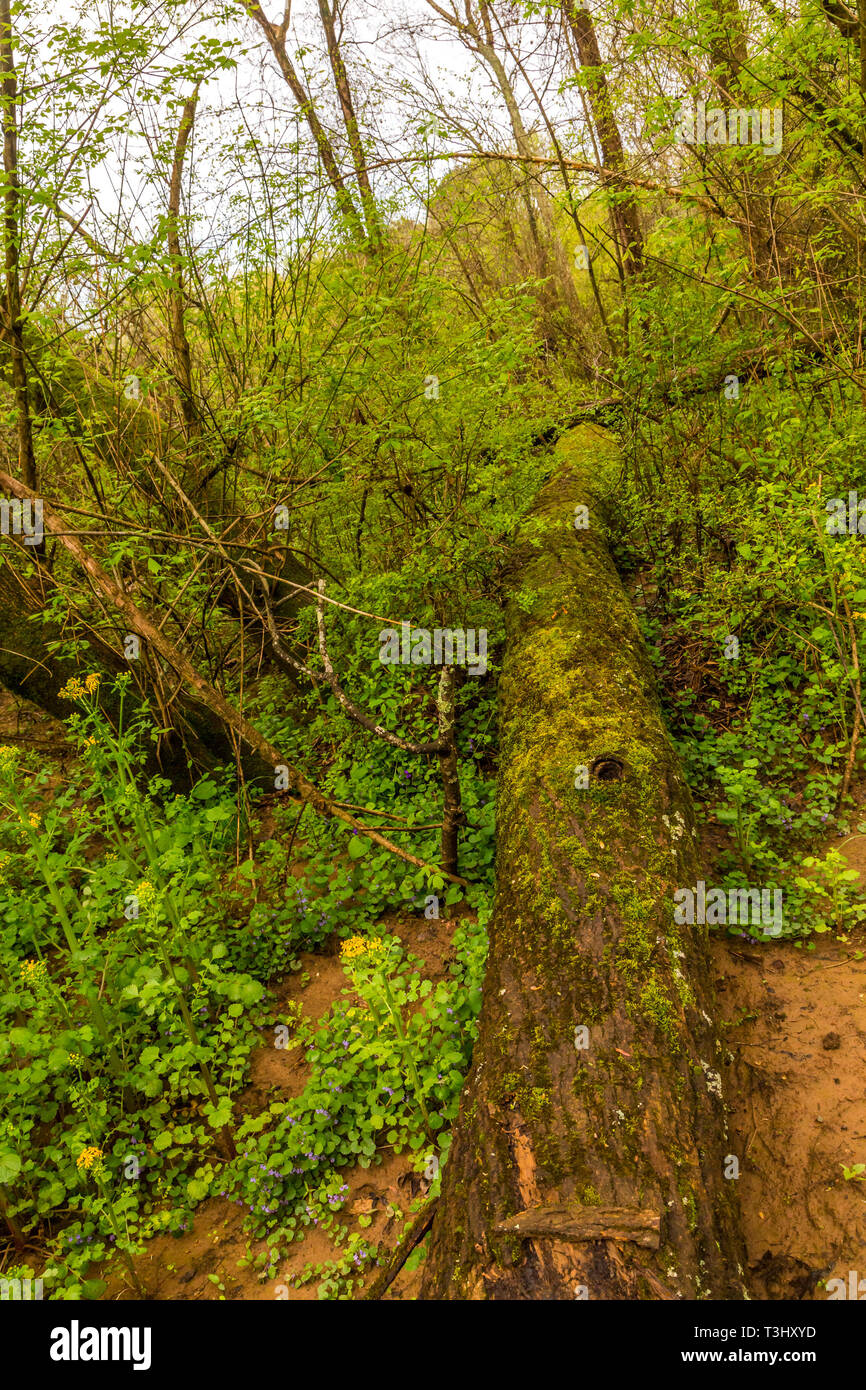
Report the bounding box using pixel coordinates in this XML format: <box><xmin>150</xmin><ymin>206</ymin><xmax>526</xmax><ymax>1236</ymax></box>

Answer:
<box><xmin>590</xmin><ymin>755</ymin><xmax>625</xmax><ymax>783</ymax></box>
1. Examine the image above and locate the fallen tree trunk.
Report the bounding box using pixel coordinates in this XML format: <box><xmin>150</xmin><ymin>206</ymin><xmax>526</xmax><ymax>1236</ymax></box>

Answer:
<box><xmin>420</xmin><ymin>423</ymin><xmax>746</xmax><ymax>1300</ymax></box>
<box><xmin>0</xmin><ymin>472</ymin><xmax>466</xmax><ymax>882</ymax></box>
<box><xmin>564</xmin><ymin>328</ymin><xmax>839</xmax><ymax>423</ymax></box>
<box><xmin>0</xmin><ymin>561</ymin><xmax>251</xmax><ymax>789</ymax></box>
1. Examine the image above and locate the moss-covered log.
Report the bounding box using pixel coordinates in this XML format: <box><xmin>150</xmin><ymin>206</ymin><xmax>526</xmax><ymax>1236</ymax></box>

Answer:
<box><xmin>419</xmin><ymin>424</ymin><xmax>746</xmax><ymax>1300</ymax></box>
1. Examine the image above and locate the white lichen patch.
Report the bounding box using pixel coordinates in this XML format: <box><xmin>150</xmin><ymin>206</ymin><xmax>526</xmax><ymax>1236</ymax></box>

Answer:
<box><xmin>662</xmin><ymin>811</ymin><xmax>687</xmax><ymax>844</ymax></box>
<box><xmin>700</xmin><ymin>1061</ymin><xmax>723</xmax><ymax>1099</ymax></box>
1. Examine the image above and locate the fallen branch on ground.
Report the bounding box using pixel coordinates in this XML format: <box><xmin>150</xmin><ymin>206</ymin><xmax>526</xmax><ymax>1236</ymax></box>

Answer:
<box><xmin>0</xmin><ymin>472</ymin><xmax>467</xmax><ymax>886</ymax></box>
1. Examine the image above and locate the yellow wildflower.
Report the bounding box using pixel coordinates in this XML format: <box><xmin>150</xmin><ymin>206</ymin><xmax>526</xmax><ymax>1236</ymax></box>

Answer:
<box><xmin>134</xmin><ymin>879</ymin><xmax>158</xmax><ymax>912</ymax></box>
<box><xmin>68</xmin><ymin>1052</ymin><xmax>81</xmax><ymax>1066</ymax></box>
<box><xmin>76</xmin><ymin>1146</ymin><xmax>104</xmax><ymax>1175</ymax></box>
<box><xmin>0</xmin><ymin>745</ymin><xmax>20</xmax><ymax>773</ymax></box>
<box><xmin>340</xmin><ymin>935</ymin><xmax>385</xmax><ymax>962</ymax></box>
<box><xmin>58</xmin><ymin>678</ymin><xmax>85</xmax><ymax>701</ymax></box>
<box><xmin>18</xmin><ymin>810</ymin><xmax>41</xmax><ymax>842</ymax></box>
<box><xmin>19</xmin><ymin>958</ymin><xmax>48</xmax><ymax>986</ymax></box>
<box><xmin>84</xmin><ymin>673</ymin><xmax>101</xmax><ymax>694</ymax></box>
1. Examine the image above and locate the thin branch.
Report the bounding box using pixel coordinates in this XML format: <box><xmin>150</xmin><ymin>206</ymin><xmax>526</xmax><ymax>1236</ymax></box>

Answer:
<box><xmin>0</xmin><ymin>470</ymin><xmax>467</xmax><ymax>885</ymax></box>
<box><xmin>313</xmin><ymin>580</ymin><xmax>448</xmax><ymax>754</ymax></box>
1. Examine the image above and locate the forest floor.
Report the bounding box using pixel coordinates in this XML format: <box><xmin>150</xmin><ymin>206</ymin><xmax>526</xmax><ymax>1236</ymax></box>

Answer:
<box><xmin>713</xmin><ymin>863</ymin><xmax>866</xmax><ymax>1301</ymax></box>
<box><xmin>100</xmin><ymin>910</ymin><xmax>866</xmax><ymax>1303</ymax></box>
<box><xmin>5</xmin><ymin>690</ymin><xmax>866</xmax><ymax>1301</ymax></box>
<box><xmin>102</xmin><ymin>910</ymin><xmax>449</xmax><ymax>1302</ymax></box>
<box><xmin>103</xmin><ymin>874</ymin><xmax>866</xmax><ymax>1303</ymax></box>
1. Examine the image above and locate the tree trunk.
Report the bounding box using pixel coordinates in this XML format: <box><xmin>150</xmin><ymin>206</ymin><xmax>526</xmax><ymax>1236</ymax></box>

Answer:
<box><xmin>561</xmin><ymin>1</ymin><xmax>644</xmax><ymax>278</ymax></box>
<box><xmin>436</xmin><ymin>665</ymin><xmax>463</xmax><ymax>876</ymax></box>
<box><xmin>241</xmin><ymin>1</ymin><xmax>369</xmax><ymax>250</ymax></box>
<box><xmin>316</xmin><ymin>0</ymin><xmax>382</xmax><ymax>253</ymax></box>
<box><xmin>0</xmin><ymin>562</ymin><xmax>266</xmax><ymax>789</ymax></box>
<box><xmin>705</xmin><ymin>0</ymin><xmax>748</xmax><ymax>100</ymax></box>
<box><xmin>420</xmin><ymin>424</ymin><xmax>746</xmax><ymax>1300</ymax></box>
<box><xmin>166</xmin><ymin>87</ymin><xmax>200</xmax><ymax>438</ymax></box>
<box><xmin>0</xmin><ymin>0</ymin><xmax>36</xmax><ymax>490</ymax></box>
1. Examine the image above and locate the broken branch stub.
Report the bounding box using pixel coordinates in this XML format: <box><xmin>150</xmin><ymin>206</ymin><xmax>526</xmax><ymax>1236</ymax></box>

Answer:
<box><xmin>495</xmin><ymin>1203</ymin><xmax>661</xmax><ymax>1250</ymax></box>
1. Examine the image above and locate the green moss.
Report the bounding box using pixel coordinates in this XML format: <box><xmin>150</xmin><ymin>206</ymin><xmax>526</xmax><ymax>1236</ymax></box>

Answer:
<box><xmin>681</xmin><ymin>1189</ymin><xmax>699</xmax><ymax>1233</ymax></box>
<box><xmin>525</xmin><ymin>1086</ymin><xmax>552</xmax><ymax>1120</ymax></box>
<box><xmin>637</xmin><ymin>977</ymin><xmax>682</xmax><ymax>1051</ymax></box>
<box><xmin>495</xmin><ymin>1071</ymin><xmax>522</xmax><ymax>1102</ymax></box>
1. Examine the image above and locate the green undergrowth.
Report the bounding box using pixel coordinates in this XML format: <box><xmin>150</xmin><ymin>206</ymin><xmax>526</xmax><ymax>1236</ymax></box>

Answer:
<box><xmin>0</xmin><ymin>667</ymin><xmax>493</xmax><ymax>1298</ymax></box>
<box><xmin>613</xmin><ymin>359</ymin><xmax>866</xmax><ymax>944</ymax></box>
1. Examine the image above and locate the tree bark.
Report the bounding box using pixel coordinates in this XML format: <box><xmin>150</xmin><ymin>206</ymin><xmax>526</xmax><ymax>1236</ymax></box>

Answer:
<box><xmin>560</xmin><ymin>1</ymin><xmax>644</xmax><ymax>277</ymax></box>
<box><xmin>420</xmin><ymin>424</ymin><xmax>746</xmax><ymax>1299</ymax></box>
<box><xmin>436</xmin><ymin>664</ymin><xmax>463</xmax><ymax>876</ymax></box>
<box><xmin>705</xmin><ymin>0</ymin><xmax>748</xmax><ymax>99</ymax></box>
<box><xmin>0</xmin><ymin>0</ymin><xmax>36</xmax><ymax>490</ymax></box>
<box><xmin>166</xmin><ymin>87</ymin><xmax>200</xmax><ymax>437</ymax></box>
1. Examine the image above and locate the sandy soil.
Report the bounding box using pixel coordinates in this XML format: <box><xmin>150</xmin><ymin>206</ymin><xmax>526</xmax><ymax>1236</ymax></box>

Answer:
<box><xmin>107</xmin><ymin>900</ymin><xmax>866</xmax><ymax>1302</ymax></box>
<box><xmin>710</xmin><ymin>830</ymin><xmax>866</xmax><ymax>1301</ymax></box>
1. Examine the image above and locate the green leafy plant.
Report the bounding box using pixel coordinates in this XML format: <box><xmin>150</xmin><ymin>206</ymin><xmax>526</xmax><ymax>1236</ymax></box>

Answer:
<box><xmin>794</xmin><ymin>848</ymin><xmax>866</xmax><ymax>934</ymax></box>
